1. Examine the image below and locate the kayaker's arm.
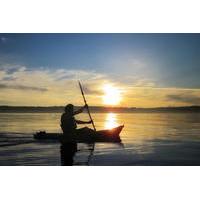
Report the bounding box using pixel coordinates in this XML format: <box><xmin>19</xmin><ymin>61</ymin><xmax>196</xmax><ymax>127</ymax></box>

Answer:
<box><xmin>76</xmin><ymin>120</ymin><xmax>92</xmax><ymax>124</ymax></box>
<box><xmin>73</xmin><ymin>104</ymin><xmax>88</xmax><ymax>115</ymax></box>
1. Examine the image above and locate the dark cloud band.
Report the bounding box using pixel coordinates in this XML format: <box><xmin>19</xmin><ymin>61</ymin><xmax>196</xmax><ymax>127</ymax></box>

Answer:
<box><xmin>0</xmin><ymin>84</ymin><xmax>47</xmax><ymax>92</ymax></box>
<box><xmin>167</xmin><ymin>94</ymin><xmax>200</xmax><ymax>105</ymax></box>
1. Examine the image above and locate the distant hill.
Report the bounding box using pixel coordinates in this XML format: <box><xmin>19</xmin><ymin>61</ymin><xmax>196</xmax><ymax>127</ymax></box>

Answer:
<box><xmin>0</xmin><ymin>105</ymin><xmax>200</xmax><ymax>113</ymax></box>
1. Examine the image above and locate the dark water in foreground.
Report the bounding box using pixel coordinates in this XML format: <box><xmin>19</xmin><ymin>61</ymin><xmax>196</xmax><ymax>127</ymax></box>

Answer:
<box><xmin>0</xmin><ymin>112</ymin><xmax>200</xmax><ymax>165</ymax></box>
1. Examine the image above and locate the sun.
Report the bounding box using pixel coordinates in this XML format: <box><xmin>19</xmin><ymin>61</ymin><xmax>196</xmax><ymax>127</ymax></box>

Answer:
<box><xmin>102</xmin><ymin>84</ymin><xmax>121</xmax><ymax>105</ymax></box>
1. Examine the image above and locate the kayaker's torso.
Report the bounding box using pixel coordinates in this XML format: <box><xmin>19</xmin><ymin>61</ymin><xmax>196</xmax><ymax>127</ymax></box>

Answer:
<box><xmin>61</xmin><ymin>113</ymin><xmax>77</xmax><ymax>134</ymax></box>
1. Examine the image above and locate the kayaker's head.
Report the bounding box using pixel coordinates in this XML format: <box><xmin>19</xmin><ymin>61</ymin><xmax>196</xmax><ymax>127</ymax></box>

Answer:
<box><xmin>65</xmin><ymin>104</ymin><xmax>74</xmax><ymax>114</ymax></box>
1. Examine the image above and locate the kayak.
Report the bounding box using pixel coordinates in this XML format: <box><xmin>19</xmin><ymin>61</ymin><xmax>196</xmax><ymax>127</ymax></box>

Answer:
<box><xmin>33</xmin><ymin>125</ymin><xmax>124</xmax><ymax>143</ymax></box>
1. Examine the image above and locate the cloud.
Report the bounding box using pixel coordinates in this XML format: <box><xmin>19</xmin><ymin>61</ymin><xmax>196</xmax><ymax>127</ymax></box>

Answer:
<box><xmin>0</xmin><ymin>83</ymin><xmax>47</xmax><ymax>92</ymax></box>
<box><xmin>81</xmin><ymin>85</ymin><xmax>103</xmax><ymax>95</ymax></box>
<box><xmin>122</xmin><ymin>85</ymin><xmax>200</xmax><ymax>107</ymax></box>
<box><xmin>167</xmin><ymin>94</ymin><xmax>200</xmax><ymax>105</ymax></box>
<box><xmin>53</xmin><ymin>69</ymin><xmax>106</xmax><ymax>81</ymax></box>
<box><xmin>133</xmin><ymin>79</ymin><xmax>156</xmax><ymax>87</ymax></box>
<box><xmin>0</xmin><ymin>65</ymin><xmax>109</xmax><ymax>106</ymax></box>
<box><xmin>0</xmin><ymin>64</ymin><xmax>200</xmax><ymax>107</ymax></box>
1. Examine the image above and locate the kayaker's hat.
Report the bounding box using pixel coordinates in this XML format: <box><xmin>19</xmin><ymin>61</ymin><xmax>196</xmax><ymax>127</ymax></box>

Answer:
<box><xmin>65</xmin><ymin>104</ymin><xmax>74</xmax><ymax>113</ymax></box>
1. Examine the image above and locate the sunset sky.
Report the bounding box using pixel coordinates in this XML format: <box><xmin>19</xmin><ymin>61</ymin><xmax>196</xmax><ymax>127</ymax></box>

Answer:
<box><xmin>0</xmin><ymin>33</ymin><xmax>200</xmax><ymax>107</ymax></box>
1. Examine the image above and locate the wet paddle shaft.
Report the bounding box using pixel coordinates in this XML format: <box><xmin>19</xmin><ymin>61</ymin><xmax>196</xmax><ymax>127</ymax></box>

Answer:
<box><xmin>78</xmin><ymin>81</ymin><xmax>96</xmax><ymax>131</ymax></box>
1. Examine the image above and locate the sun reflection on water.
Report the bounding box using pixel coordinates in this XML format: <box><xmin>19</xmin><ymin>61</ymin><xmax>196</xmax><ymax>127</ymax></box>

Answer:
<box><xmin>104</xmin><ymin>113</ymin><xmax>118</xmax><ymax>129</ymax></box>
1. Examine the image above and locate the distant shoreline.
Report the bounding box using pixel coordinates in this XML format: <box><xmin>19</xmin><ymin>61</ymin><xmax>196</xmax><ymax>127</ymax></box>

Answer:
<box><xmin>1</xmin><ymin>105</ymin><xmax>200</xmax><ymax>113</ymax></box>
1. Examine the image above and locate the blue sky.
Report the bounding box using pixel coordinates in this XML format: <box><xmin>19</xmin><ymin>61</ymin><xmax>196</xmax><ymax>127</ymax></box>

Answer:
<box><xmin>0</xmin><ymin>34</ymin><xmax>200</xmax><ymax>107</ymax></box>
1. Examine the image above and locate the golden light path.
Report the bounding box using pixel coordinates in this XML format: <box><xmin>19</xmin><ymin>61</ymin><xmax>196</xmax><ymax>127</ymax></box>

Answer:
<box><xmin>102</xmin><ymin>84</ymin><xmax>122</xmax><ymax>106</ymax></box>
<box><xmin>104</xmin><ymin>113</ymin><xmax>118</xmax><ymax>129</ymax></box>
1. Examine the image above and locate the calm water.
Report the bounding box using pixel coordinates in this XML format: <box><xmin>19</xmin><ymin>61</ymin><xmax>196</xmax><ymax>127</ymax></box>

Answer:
<box><xmin>0</xmin><ymin>112</ymin><xmax>200</xmax><ymax>165</ymax></box>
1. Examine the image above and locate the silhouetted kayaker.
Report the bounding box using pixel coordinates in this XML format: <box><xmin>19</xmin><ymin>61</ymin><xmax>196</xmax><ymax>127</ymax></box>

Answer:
<box><xmin>60</xmin><ymin>104</ymin><xmax>93</xmax><ymax>165</ymax></box>
<box><xmin>61</xmin><ymin>104</ymin><xmax>93</xmax><ymax>136</ymax></box>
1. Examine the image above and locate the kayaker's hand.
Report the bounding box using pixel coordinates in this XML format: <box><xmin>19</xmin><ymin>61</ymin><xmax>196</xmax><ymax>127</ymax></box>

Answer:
<box><xmin>88</xmin><ymin>120</ymin><xmax>93</xmax><ymax>124</ymax></box>
<box><xmin>84</xmin><ymin>104</ymin><xmax>89</xmax><ymax>109</ymax></box>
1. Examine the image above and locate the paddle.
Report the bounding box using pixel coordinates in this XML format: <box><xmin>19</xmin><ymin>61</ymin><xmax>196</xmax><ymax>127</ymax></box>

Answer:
<box><xmin>78</xmin><ymin>81</ymin><xmax>96</xmax><ymax>164</ymax></box>
<box><xmin>78</xmin><ymin>81</ymin><xmax>96</xmax><ymax>131</ymax></box>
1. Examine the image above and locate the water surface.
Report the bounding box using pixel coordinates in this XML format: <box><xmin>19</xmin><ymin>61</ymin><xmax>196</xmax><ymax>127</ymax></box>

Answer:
<box><xmin>0</xmin><ymin>112</ymin><xmax>200</xmax><ymax>165</ymax></box>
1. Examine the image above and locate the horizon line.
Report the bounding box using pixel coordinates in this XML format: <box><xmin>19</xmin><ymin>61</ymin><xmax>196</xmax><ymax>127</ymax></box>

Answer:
<box><xmin>0</xmin><ymin>105</ymin><xmax>200</xmax><ymax>109</ymax></box>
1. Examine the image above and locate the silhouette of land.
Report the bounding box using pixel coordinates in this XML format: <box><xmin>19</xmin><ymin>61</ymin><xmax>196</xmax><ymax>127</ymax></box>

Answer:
<box><xmin>0</xmin><ymin>105</ymin><xmax>200</xmax><ymax>113</ymax></box>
